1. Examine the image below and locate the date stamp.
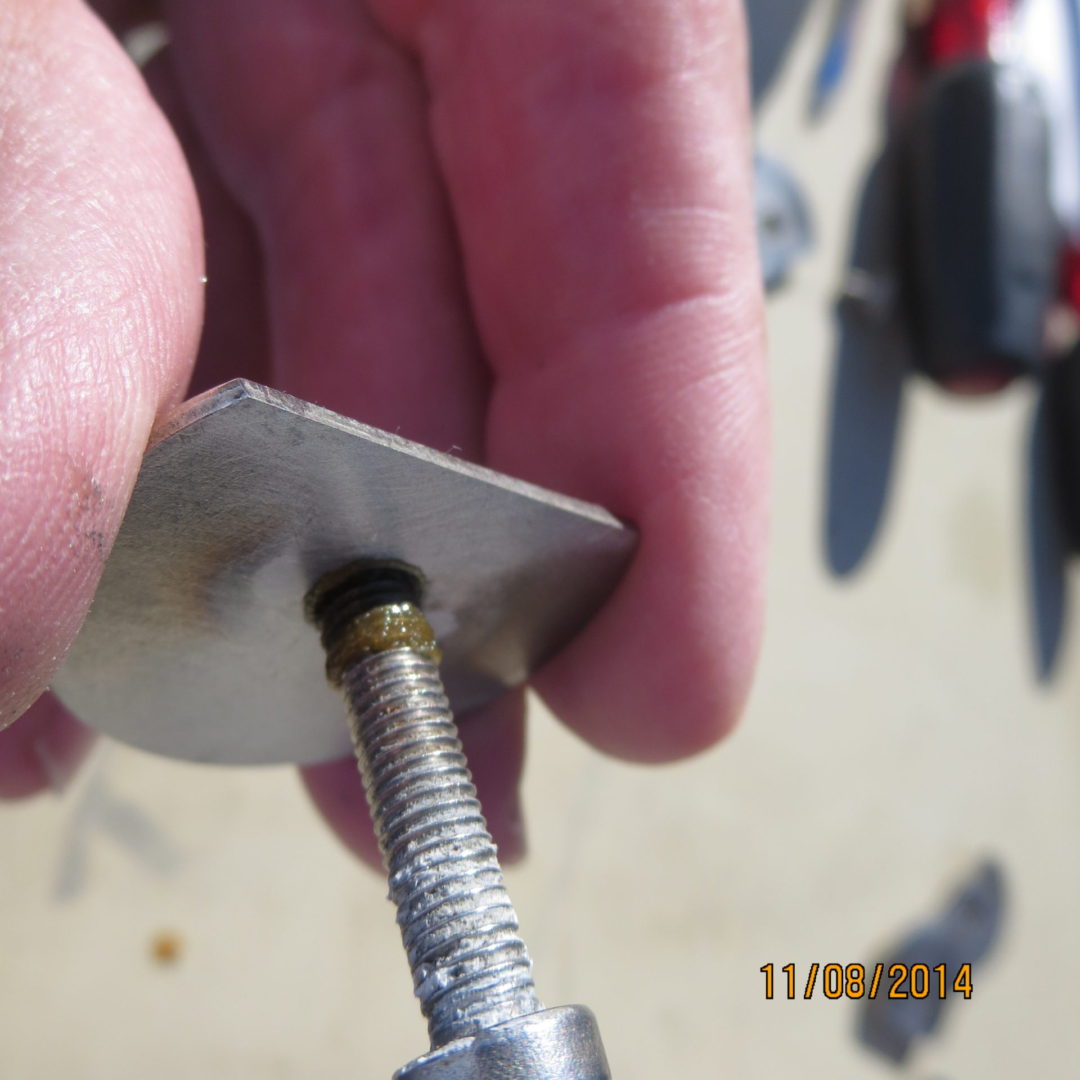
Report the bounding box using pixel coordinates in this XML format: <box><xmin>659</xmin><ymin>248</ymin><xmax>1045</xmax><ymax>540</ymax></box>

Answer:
<box><xmin>759</xmin><ymin>962</ymin><xmax>973</xmax><ymax>1001</ymax></box>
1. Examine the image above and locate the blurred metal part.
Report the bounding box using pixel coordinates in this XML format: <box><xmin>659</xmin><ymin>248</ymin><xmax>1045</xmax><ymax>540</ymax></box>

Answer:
<box><xmin>755</xmin><ymin>151</ymin><xmax>814</xmax><ymax>291</ymax></box>
<box><xmin>838</xmin><ymin>268</ymin><xmax>899</xmax><ymax>324</ymax></box>
<box><xmin>52</xmin><ymin>380</ymin><xmax>635</xmax><ymax>766</ymax></box>
<box><xmin>394</xmin><ymin>1006</ymin><xmax>611</xmax><ymax>1080</ymax></box>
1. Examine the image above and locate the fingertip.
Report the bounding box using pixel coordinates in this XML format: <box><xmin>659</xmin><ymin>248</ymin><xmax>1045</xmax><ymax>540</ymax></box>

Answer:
<box><xmin>533</xmin><ymin>502</ymin><xmax>765</xmax><ymax>764</ymax></box>
<box><xmin>0</xmin><ymin>0</ymin><xmax>204</xmax><ymax>729</ymax></box>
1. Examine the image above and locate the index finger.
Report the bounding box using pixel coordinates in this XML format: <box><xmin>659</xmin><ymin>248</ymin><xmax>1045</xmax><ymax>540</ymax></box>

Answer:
<box><xmin>371</xmin><ymin>0</ymin><xmax>768</xmax><ymax>761</ymax></box>
<box><xmin>0</xmin><ymin>1</ymin><xmax>203</xmax><ymax>730</ymax></box>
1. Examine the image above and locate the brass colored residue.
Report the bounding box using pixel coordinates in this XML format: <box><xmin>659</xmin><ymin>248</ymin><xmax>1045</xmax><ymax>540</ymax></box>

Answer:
<box><xmin>324</xmin><ymin>602</ymin><xmax>441</xmax><ymax>686</ymax></box>
<box><xmin>150</xmin><ymin>930</ymin><xmax>184</xmax><ymax>967</ymax></box>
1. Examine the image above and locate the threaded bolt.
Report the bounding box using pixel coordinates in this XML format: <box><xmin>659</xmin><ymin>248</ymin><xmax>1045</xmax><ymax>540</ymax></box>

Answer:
<box><xmin>306</xmin><ymin>561</ymin><xmax>542</xmax><ymax>1049</ymax></box>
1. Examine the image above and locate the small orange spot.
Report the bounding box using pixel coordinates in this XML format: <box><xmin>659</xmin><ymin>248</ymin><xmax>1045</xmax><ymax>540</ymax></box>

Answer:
<box><xmin>150</xmin><ymin>930</ymin><xmax>184</xmax><ymax>967</ymax></box>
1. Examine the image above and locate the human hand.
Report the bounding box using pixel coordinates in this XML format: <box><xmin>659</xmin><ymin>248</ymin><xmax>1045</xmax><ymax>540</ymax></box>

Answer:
<box><xmin>0</xmin><ymin>0</ymin><xmax>767</xmax><ymax>867</ymax></box>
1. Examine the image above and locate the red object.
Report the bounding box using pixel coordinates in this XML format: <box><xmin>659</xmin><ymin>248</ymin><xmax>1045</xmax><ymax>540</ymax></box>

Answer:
<box><xmin>923</xmin><ymin>0</ymin><xmax>1015</xmax><ymax>65</ymax></box>
<box><xmin>889</xmin><ymin>0</ymin><xmax>1016</xmax><ymax>118</ymax></box>
<box><xmin>1061</xmin><ymin>244</ymin><xmax>1080</xmax><ymax>316</ymax></box>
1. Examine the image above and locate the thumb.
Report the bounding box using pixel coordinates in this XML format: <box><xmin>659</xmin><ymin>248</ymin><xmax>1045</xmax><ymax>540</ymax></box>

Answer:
<box><xmin>0</xmin><ymin>2</ymin><xmax>203</xmax><ymax>729</ymax></box>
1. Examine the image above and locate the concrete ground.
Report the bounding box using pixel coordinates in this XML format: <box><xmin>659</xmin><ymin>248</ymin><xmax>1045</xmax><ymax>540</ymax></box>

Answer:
<box><xmin>4</xmin><ymin>2</ymin><xmax>1080</xmax><ymax>1077</ymax></box>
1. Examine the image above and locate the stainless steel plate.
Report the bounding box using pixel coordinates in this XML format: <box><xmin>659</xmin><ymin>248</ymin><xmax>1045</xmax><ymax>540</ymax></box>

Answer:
<box><xmin>52</xmin><ymin>381</ymin><xmax>636</xmax><ymax>765</ymax></box>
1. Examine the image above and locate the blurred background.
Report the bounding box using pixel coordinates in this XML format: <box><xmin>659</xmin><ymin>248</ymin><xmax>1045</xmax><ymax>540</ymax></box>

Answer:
<box><xmin>5</xmin><ymin>1</ymin><xmax>1080</xmax><ymax>1076</ymax></box>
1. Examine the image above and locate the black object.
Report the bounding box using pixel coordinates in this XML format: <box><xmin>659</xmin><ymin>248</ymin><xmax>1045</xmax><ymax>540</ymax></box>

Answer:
<box><xmin>898</xmin><ymin>60</ymin><xmax>1059</xmax><ymax>382</ymax></box>
<box><xmin>1047</xmin><ymin>342</ymin><xmax>1080</xmax><ymax>552</ymax></box>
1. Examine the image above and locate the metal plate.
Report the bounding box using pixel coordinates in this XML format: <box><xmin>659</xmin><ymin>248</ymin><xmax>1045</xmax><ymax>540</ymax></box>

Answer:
<box><xmin>52</xmin><ymin>381</ymin><xmax>636</xmax><ymax>765</ymax></box>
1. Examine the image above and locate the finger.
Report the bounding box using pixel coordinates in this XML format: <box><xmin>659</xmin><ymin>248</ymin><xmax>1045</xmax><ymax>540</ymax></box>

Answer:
<box><xmin>2</xmin><ymin>43</ymin><xmax>258</xmax><ymax>801</ymax></box>
<box><xmin>301</xmin><ymin>690</ymin><xmax>527</xmax><ymax>869</ymax></box>
<box><xmin>370</xmin><ymin>0</ymin><xmax>769</xmax><ymax>762</ymax></box>
<box><xmin>162</xmin><ymin>0</ymin><xmax>489</xmax><ymax>454</ymax></box>
<box><xmin>141</xmin><ymin>47</ymin><xmax>271</xmax><ymax>392</ymax></box>
<box><xmin>0</xmin><ymin>694</ymin><xmax>95</xmax><ymax>799</ymax></box>
<box><xmin>0</xmin><ymin>1</ymin><xmax>203</xmax><ymax>729</ymax></box>
<box><xmin>159</xmin><ymin>0</ymin><xmax>521</xmax><ymax>857</ymax></box>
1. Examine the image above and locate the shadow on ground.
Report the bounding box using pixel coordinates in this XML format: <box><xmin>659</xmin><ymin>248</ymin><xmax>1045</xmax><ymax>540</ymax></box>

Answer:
<box><xmin>746</xmin><ymin>0</ymin><xmax>816</xmax><ymax>107</ymax></box>
<box><xmin>823</xmin><ymin>147</ymin><xmax>908</xmax><ymax>576</ymax></box>
<box><xmin>1025</xmin><ymin>386</ymin><xmax>1070</xmax><ymax>681</ymax></box>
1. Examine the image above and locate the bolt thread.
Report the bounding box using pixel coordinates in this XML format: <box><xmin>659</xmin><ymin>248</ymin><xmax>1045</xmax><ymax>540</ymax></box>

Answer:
<box><xmin>307</xmin><ymin>562</ymin><xmax>425</xmax><ymax>656</ymax></box>
<box><xmin>342</xmin><ymin>648</ymin><xmax>541</xmax><ymax>1047</ymax></box>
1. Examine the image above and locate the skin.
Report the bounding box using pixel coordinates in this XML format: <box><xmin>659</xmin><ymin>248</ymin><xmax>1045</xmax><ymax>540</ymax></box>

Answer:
<box><xmin>0</xmin><ymin>0</ymin><xmax>768</xmax><ymax>868</ymax></box>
